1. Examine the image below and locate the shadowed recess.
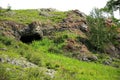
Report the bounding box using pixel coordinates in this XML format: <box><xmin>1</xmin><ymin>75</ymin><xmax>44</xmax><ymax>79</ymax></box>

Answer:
<box><xmin>20</xmin><ymin>33</ymin><xmax>42</xmax><ymax>43</ymax></box>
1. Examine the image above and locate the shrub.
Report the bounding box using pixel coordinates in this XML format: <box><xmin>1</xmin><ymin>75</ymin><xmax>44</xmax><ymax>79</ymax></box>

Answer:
<box><xmin>87</xmin><ymin>8</ymin><xmax>118</xmax><ymax>52</ymax></box>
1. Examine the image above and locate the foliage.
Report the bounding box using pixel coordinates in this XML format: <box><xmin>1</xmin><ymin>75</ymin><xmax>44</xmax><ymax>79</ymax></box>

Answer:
<box><xmin>104</xmin><ymin>0</ymin><xmax>120</xmax><ymax>18</ymax></box>
<box><xmin>87</xmin><ymin>8</ymin><xmax>118</xmax><ymax>52</ymax></box>
<box><xmin>105</xmin><ymin>0</ymin><xmax>120</xmax><ymax>11</ymax></box>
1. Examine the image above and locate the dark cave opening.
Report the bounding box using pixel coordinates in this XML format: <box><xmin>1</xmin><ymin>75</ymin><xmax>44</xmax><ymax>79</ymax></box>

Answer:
<box><xmin>20</xmin><ymin>33</ymin><xmax>42</xmax><ymax>43</ymax></box>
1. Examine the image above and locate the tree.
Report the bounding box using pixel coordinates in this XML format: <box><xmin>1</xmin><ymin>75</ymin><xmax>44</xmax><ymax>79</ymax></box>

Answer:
<box><xmin>105</xmin><ymin>0</ymin><xmax>120</xmax><ymax>18</ymax></box>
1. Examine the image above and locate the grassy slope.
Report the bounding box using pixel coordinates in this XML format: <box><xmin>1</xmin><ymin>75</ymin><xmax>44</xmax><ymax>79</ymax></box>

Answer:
<box><xmin>0</xmin><ymin>9</ymin><xmax>120</xmax><ymax>80</ymax></box>
<box><xmin>0</xmin><ymin>35</ymin><xmax>120</xmax><ymax>80</ymax></box>
<box><xmin>0</xmin><ymin>9</ymin><xmax>67</xmax><ymax>25</ymax></box>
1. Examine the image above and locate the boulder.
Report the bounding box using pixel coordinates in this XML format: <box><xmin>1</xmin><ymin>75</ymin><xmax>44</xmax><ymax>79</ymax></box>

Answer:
<box><xmin>105</xmin><ymin>18</ymin><xmax>116</xmax><ymax>27</ymax></box>
<box><xmin>104</xmin><ymin>44</ymin><xmax>120</xmax><ymax>58</ymax></box>
<box><xmin>19</xmin><ymin>21</ymin><xmax>43</xmax><ymax>43</ymax></box>
<box><xmin>87</xmin><ymin>55</ymin><xmax>98</xmax><ymax>61</ymax></box>
<box><xmin>103</xmin><ymin>60</ymin><xmax>111</xmax><ymax>65</ymax></box>
<box><xmin>0</xmin><ymin>54</ymin><xmax>37</xmax><ymax>68</ymax></box>
<box><xmin>72</xmin><ymin>9</ymin><xmax>86</xmax><ymax>18</ymax></box>
<box><xmin>45</xmin><ymin>69</ymin><xmax>56</xmax><ymax>78</ymax></box>
<box><xmin>38</xmin><ymin>8</ymin><xmax>57</xmax><ymax>12</ymax></box>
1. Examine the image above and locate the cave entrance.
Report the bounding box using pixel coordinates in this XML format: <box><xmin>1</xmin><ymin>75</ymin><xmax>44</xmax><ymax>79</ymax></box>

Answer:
<box><xmin>20</xmin><ymin>33</ymin><xmax>42</xmax><ymax>43</ymax></box>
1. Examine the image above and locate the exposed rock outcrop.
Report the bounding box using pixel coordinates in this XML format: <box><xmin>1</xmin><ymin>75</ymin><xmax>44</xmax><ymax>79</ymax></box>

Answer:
<box><xmin>63</xmin><ymin>39</ymin><xmax>98</xmax><ymax>61</ymax></box>
<box><xmin>0</xmin><ymin>54</ymin><xmax>56</xmax><ymax>78</ymax></box>
<box><xmin>0</xmin><ymin>54</ymin><xmax>37</xmax><ymax>68</ymax></box>
<box><xmin>20</xmin><ymin>21</ymin><xmax>43</xmax><ymax>43</ymax></box>
<box><xmin>59</xmin><ymin>10</ymin><xmax>89</xmax><ymax>32</ymax></box>
<box><xmin>0</xmin><ymin>20</ymin><xmax>26</xmax><ymax>39</ymax></box>
<box><xmin>38</xmin><ymin>8</ymin><xmax>57</xmax><ymax>12</ymax></box>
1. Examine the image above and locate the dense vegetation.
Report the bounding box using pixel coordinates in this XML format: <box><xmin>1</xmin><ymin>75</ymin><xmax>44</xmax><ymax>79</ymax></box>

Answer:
<box><xmin>87</xmin><ymin>8</ymin><xmax>119</xmax><ymax>52</ymax></box>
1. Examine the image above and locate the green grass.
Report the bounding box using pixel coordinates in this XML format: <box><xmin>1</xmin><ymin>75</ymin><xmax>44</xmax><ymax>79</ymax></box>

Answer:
<box><xmin>0</xmin><ymin>9</ymin><xmax>67</xmax><ymax>25</ymax></box>
<box><xmin>0</xmin><ymin>35</ymin><xmax>119</xmax><ymax>80</ymax></box>
<box><xmin>29</xmin><ymin>37</ymin><xmax>120</xmax><ymax>80</ymax></box>
<box><xmin>46</xmin><ymin>53</ymin><xmax>120</xmax><ymax>80</ymax></box>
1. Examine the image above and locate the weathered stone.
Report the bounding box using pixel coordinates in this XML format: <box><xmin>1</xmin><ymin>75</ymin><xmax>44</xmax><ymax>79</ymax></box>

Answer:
<box><xmin>19</xmin><ymin>21</ymin><xmax>44</xmax><ymax>43</ymax></box>
<box><xmin>82</xmin><ymin>57</ymin><xmax>89</xmax><ymax>61</ymax></box>
<box><xmin>59</xmin><ymin>10</ymin><xmax>89</xmax><ymax>32</ymax></box>
<box><xmin>7</xmin><ymin>58</ymin><xmax>11</xmax><ymax>62</ymax></box>
<box><xmin>0</xmin><ymin>48</ymin><xmax>7</xmax><ymax>51</ymax></box>
<box><xmin>73</xmin><ymin>9</ymin><xmax>86</xmax><ymax>18</ymax></box>
<box><xmin>105</xmin><ymin>18</ymin><xmax>116</xmax><ymax>27</ymax></box>
<box><xmin>103</xmin><ymin>60</ymin><xmax>111</xmax><ymax>65</ymax></box>
<box><xmin>105</xmin><ymin>44</ymin><xmax>116</xmax><ymax>54</ymax></box>
<box><xmin>88</xmin><ymin>55</ymin><xmax>98</xmax><ymax>61</ymax></box>
<box><xmin>0</xmin><ymin>20</ymin><xmax>26</xmax><ymax>39</ymax></box>
<box><xmin>0</xmin><ymin>55</ymin><xmax>37</xmax><ymax>68</ymax></box>
<box><xmin>38</xmin><ymin>8</ymin><xmax>57</xmax><ymax>12</ymax></box>
<box><xmin>45</xmin><ymin>69</ymin><xmax>56</xmax><ymax>78</ymax></box>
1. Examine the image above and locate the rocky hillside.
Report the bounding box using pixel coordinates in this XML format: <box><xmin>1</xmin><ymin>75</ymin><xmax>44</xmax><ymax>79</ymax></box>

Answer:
<box><xmin>0</xmin><ymin>8</ymin><xmax>120</xmax><ymax>80</ymax></box>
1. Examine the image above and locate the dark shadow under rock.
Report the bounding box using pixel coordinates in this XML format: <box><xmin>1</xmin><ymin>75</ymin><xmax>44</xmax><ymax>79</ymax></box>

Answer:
<box><xmin>20</xmin><ymin>33</ymin><xmax>42</xmax><ymax>43</ymax></box>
